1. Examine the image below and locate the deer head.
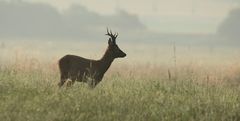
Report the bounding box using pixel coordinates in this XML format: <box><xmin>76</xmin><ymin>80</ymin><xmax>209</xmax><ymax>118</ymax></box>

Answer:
<box><xmin>106</xmin><ymin>29</ymin><xmax>126</xmax><ymax>58</ymax></box>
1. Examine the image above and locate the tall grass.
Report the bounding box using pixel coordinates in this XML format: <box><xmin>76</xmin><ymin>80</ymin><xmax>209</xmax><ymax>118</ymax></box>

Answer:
<box><xmin>0</xmin><ymin>57</ymin><xmax>240</xmax><ymax>121</ymax></box>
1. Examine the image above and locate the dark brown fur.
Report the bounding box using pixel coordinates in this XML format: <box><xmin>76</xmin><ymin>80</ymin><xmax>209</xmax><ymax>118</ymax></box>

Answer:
<box><xmin>58</xmin><ymin>29</ymin><xmax>126</xmax><ymax>87</ymax></box>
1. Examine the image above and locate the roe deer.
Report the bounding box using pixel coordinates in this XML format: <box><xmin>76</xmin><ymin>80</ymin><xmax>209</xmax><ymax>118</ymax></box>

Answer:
<box><xmin>58</xmin><ymin>29</ymin><xmax>126</xmax><ymax>88</ymax></box>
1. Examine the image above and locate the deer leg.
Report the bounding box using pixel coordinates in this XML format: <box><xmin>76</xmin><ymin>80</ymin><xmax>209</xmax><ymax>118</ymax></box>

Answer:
<box><xmin>58</xmin><ymin>75</ymin><xmax>68</xmax><ymax>87</ymax></box>
<box><xmin>88</xmin><ymin>79</ymin><xmax>99</xmax><ymax>88</ymax></box>
<box><xmin>66</xmin><ymin>80</ymin><xmax>75</xmax><ymax>87</ymax></box>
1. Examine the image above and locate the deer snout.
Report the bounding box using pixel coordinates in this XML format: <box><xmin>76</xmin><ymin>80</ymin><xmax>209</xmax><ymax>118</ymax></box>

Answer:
<box><xmin>119</xmin><ymin>51</ymin><xmax>126</xmax><ymax>58</ymax></box>
<box><xmin>122</xmin><ymin>52</ymin><xmax>126</xmax><ymax>57</ymax></box>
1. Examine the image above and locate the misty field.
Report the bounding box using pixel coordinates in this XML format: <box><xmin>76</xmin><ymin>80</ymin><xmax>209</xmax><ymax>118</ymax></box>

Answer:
<box><xmin>0</xmin><ymin>57</ymin><xmax>240</xmax><ymax>121</ymax></box>
<box><xmin>0</xmin><ymin>42</ymin><xmax>240</xmax><ymax>121</ymax></box>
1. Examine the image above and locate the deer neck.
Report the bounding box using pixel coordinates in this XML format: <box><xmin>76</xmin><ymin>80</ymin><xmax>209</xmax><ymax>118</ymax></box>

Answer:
<box><xmin>99</xmin><ymin>49</ymin><xmax>114</xmax><ymax>74</ymax></box>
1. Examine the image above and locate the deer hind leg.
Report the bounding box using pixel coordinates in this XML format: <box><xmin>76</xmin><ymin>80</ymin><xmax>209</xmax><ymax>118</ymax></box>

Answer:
<box><xmin>66</xmin><ymin>80</ymin><xmax>75</xmax><ymax>87</ymax></box>
<box><xmin>58</xmin><ymin>74</ymin><xmax>68</xmax><ymax>87</ymax></box>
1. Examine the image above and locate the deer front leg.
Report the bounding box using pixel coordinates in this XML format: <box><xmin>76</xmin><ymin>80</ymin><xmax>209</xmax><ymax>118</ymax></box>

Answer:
<box><xmin>88</xmin><ymin>75</ymin><xmax>103</xmax><ymax>88</ymax></box>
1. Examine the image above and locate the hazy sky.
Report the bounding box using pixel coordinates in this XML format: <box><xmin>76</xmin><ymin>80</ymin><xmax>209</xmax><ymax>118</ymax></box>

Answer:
<box><xmin>22</xmin><ymin>0</ymin><xmax>240</xmax><ymax>34</ymax></box>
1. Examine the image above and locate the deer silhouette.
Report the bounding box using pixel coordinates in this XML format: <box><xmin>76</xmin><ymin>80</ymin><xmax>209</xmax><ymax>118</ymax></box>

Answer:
<box><xmin>58</xmin><ymin>29</ymin><xmax>126</xmax><ymax>87</ymax></box>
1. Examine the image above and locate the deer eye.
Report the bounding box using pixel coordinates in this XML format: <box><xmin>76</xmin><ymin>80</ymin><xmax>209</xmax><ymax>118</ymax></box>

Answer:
<box><xmin>115</xmin><ymin>46</ymin><xmax>120</xmax><ymax>50</ymax></box>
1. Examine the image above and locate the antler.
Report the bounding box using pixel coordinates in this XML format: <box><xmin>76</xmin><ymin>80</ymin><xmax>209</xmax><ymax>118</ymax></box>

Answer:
<box><xmin>106</xmin><ymin>28</ymin><xmax>118</xmax><ymax>44</ymax></box>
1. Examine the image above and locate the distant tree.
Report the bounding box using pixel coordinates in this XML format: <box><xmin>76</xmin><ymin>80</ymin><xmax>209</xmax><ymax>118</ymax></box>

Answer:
<box><xmin>0</xmin><ymin>42</ymin><xmax>5</xmax><ymax>49</ymax></box>
<box><xmin>217</xmin><ymin>8</ymin><xmax>240</xmax><ymax>43</ymax></box>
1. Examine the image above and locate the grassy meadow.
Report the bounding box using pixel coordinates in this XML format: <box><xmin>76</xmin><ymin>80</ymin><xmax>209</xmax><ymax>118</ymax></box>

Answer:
<box><xmin>0</xmin><ymin>41</ymin><xmax>240</xmax><ymax>121</ymax></box>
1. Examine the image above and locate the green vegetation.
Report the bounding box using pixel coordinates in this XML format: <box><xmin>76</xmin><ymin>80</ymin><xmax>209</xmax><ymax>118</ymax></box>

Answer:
<box><xmin>0</xmin><ymin>64</ymin><xmax>240</xmax><ymax>121</ymax></box>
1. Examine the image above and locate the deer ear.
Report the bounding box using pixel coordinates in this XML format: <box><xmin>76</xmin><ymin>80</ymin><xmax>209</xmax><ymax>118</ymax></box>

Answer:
<box><xmin>108</xmin><ymin>38</ymin><xmax>112</xmax><ymax>45</ymax></box>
